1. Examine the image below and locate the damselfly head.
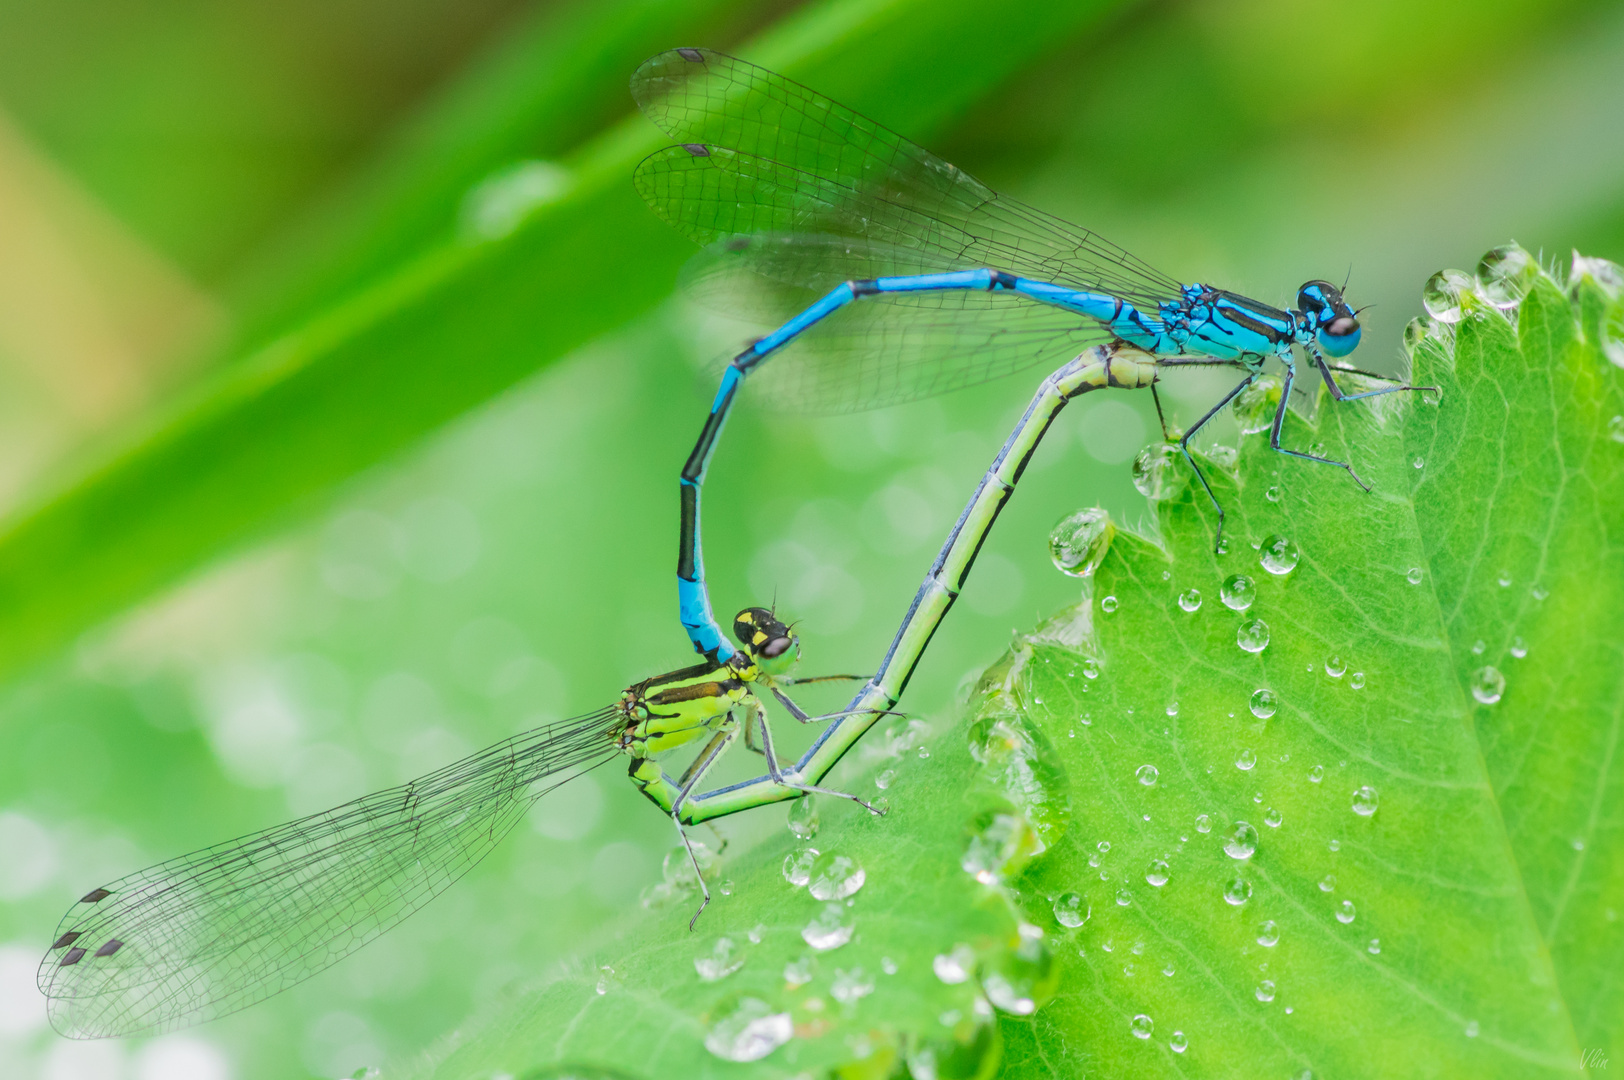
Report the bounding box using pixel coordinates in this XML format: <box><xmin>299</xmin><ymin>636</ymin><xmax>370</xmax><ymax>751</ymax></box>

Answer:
<box><xmin>733</xmin><ymin>606</ymin><xmax>800</xmax><ymax>674</ymax></box>
<box><xmin>1296</xmin><ymin>280</ymin><xmax>1362</xmax><ymax>358</ymax></box>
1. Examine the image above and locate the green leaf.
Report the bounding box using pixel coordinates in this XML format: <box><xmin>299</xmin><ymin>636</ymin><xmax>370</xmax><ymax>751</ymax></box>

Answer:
<box><xmin>997</xmin><ymin>259</ymin><xmax>1623</xmax><ymax>1076</ymax></box>
<box><xmin>0</xmin><ymin>0</ymin><xmax>1131</xmax><ymax>690</ymax></box>
<box><xmin>405</xmin><ymin>252</ymin><xmax>1622</xmax><ymax>1078</ymax></box>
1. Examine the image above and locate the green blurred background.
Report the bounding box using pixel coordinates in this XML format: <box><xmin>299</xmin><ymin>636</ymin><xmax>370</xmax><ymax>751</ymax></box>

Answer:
<box><xmin>0</xmin><ymin>0</ymin><xmax>1620</xmax><ymax>1077</ymax></box>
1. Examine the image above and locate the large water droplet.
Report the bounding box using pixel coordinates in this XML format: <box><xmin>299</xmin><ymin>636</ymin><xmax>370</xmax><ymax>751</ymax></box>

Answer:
<box><xmin>962</xmin><ymin>808</ymin><xmax>1042</xmax><ymax>885</ymax></box>
<box><xmin>1350</xmin><ymin>785</ymin><xmax>1379</xmax><ymax>817</ymax></box>
<box><xmin>1422</xmin><ymin>268</ymin><xmax>1474</xmax><ymax>323</ymax></box>
<box><xmin>1235</xmin><ymin>748</ymin><xmax>1257</xmax><ymax>771</ymax></box>
<box><xmin>1223</xmin><ymin>875</ymin><xmax>1253</xmax><ymax>905</ymax></box>
<box><xmin>1101</xmin><ymin>595</ymin><xmax>1119</xmax><ymax>614</ymax></box>
<box><xmin>1224</xmin><ymin>821</ymin><xmax>1259</xmax><ymax>860</ymax></box>
<box><xmin>1571</xmin><ymin>254</ymin><xmax>1624</xmax><ymax>298</ymax></box>
<box><xmin>1232</xmin><ymin>376</ymin><xmax>1283</xmax><ymax>434</ymax></box>
<box><xmin>1350</xmin><ymin>672</ymin><xmax>1366</xmax><ymax>690</ymax></box>
<box><xmin>1407</xmin><ymin>566</ymin><xmax>1423</xmax><ymax>585</ymax></box>
<box><xmin>1170</xmin><ymin>1031</ymin><xmax>1188</xmax><ymax>1053</ymax></box>
<box><xmin>1135</xmin><ymin>764</ymin><xmax>1159</xmax><ymax>787</ymax></box>
<box><xmin>1115</xmin><ymin>887</ymin><xmax>1132</xmax><ymax>907</ymax></box>
<box><xmin>696</xmin><ymin>936</ymin><xmax>745</xmax><ymax>981</ymax></box>
<box><xmin>1237</xmin><ymin>618</ymin><xmax>1271</xmax><ymax>653</ymax></box>
<box><xmin>831</xmin><ymin>966</ymin><xmax>875</xmax><ymax>1003</ymax></box>
<box><xmin>1264</xmin><ymin>807</ymin><xmax>1283</xmax><ymax>828</ymax></box>
<box><xmin>1257</xmin><ymin>919</ymin><xmax>1280</xmax><ymax>947</ymax></box>
<box><xmin>783</xmin><ymin>848</ymin><xmax>818</xmax><ymax>888</ymax></box>
<box><xmin>1336</xmin><ymin>900</ymin><xmax>1356</xmax><ymax>924</ymax></box>
<box><xmin>1146</xmin><ymin>859</ymin><xmax>1171</xmax><ymax>887</ymax></box>
<box><xmin>1476</xmin><ymin>243</ymin><xmax>1538</xmax><ymax>308</ymax></box>
<box><xmin>1403</xmin><ymin>316</ymin><xmax>1437</xmax><ymax>356</ymax></box>
<box><xmin>1130</xmin><ymin>1014</ymin><xmax>1154</xmax><ymax>1039</ymax></box>
<box><xmin>1195</xmin><ymin>813</ymin><xmax>1212</xmax><ymax>834</ymax></box>
<box><xmin>982</xmin><ymin>923</ymin><xmax>1055</xmax><ymax>1016</ymax></box>
<box><xmin>1319</xmin><ymin>874</ymin><xmax>1336</xmax><ymax>893</ymax></box>
<box><xmin>1178</xmin><ymin>588</ymin><xmax>1203</xmax><ymax>612</ymax></box>
<box><xmin>787</xmin><ymin>796</ymin><xmax>819</xmax><ymax>840</ymax></box>
<box><xmin>1471</xmin><ymin>666</ymin><xmax>1506</xmax><ymax>705</ymax></box>
<box><xmin>1324</xmin><ymin>655</ymin><xmax>1346</xmax><ymax>678</ymax></box>
<box><xmin>705</xmin><ymin>997</ymin><xmax>793</xmax><ymax>1062</ymax></box>
<box><xmin>1256</xmin><ymin>979</ymin><xmax>1276</xmax><ymax>1003</ymax></box>
<box><xmin>1053</xmin><ymin>891</ymin><xmax>1090</xmax><ymax>928</ymax></box>
<box><xmin>1049</xmin><ymin>508</ymin><xmax>1115</xmax><ymax>577</ymax></box>
<box><xmin>802</xmin><ymin>903</ymin><xmax>855</xmax><ymax>951</ymax></box>
<box><xmin>1309</xmin><ymin>765</ymin><xmax>1325</xmax><ymax>783</ymax></box>
<box><xmin>1249</xmin><ymin>688</ymin><xmax>1278</xmax><ymax>719</ymax></box>
<box><xmin>808</xmin><ymin>851</ymin><xmax>866</xmax><ymax>901</ymax></box>
<box><xmin>1221</xmin><ymin>574</ymin><xmax>1256</xmax><ymax>611</ymax></box>
<box><xmin>1132</xmin><ymin>444</ymin><xmax>1180</xmax><ymax>500</ymax></box>
<box><xmin>1259</xmin><ymin>534</ymin><xmax>1300</xmax><ymax>575</ymax></box>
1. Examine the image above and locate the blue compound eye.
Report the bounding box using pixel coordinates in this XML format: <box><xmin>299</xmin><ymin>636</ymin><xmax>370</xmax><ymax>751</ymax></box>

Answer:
<box><xmin>1318</xmin><ymin>315</ymin><xmax>1361</xmax><ymax>357</ymax></box>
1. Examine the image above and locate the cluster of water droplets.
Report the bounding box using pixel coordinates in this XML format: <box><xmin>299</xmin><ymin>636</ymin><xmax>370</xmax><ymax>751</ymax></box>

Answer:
<box><xmin>1415</xmin><ymin>244</ymin><xmax>1624</xmax><ymax>376</ymax></box>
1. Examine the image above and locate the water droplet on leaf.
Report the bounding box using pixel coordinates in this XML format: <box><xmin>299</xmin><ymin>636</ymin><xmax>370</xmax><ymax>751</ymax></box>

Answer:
<box><xmin>1336</xmin><ymin>900</ymin><xmax>1356</xmax><ymax>924</ymax></box>
<box><xmin>1053</xmin><ymin>891</ymin><xmax>1090</xmax><ymax>928</ymax></box>
<box><xmin>1422</xmin><ymin>268</ymin><xmax>1474</xmax><ymax>323</ymax></box>
<box><xmin>1351</xmin><ymin>785</ymin><xmax>1379</xmax><ymax>817</ymax></box>
<box><xmin>1225</xmin><ymin>822</ymin><xmax>1259</xmax><ymax>860</ymax></box>
<box><xmin>1223</xmin><ymin>876</ymin><xmax>1253</xmax><ymax>905</ymax></box>
<box><xmin>705</xmin><ymin>998</ymin><xmax>793</xmax><ymax>1062</ymax></box>
<box><xmin>783</xmin><ymin>849</ymin><xmax>817</xmax><ymax>888</ymax></box>
<box><xmin>1136</xmin><ymin>764</ymin><xmax>1158</xmax><ymax>787</ymax></box>
<box><xmin>808</xmin><ymin>852</ymin><xmax>866</xmax><ymax>901</ymax></box>
<box><xmin>1221</xmin><ymin>574</ymin><xmax>1256</xmax><ymax>611</ymax></box>
<box><xmin>1049</xmin><ymin>508</ymin><xmax>1115</xmax><ymax>577</ymax></box>
<box><xmin>1146</xmin><ymin>860</ymin><xmax>1170</xmax><ymax>887</ymax></box>
<box><xmin>1237</xmin><ymin>618</ymin><xmax>1270</xmax><ymax>653</ymax></box>
<box><xmin>787</xmin><ymin>797</ymin><xmax>819</xmax><ymax>840</ymax></box>
<box><xmin>1257</xmin><ymin>920</ymin><xmax>1280</xmax><ymax>947</ymax></box>
<box><xmin>1132</xmin><ymin>444</ymin><xmax>1180</xmax><ymax>499</ymax></box>
<box><xmin>1130</xmin><ymin>1014</ymin><xmax>1154</xmax><ymax>1039</ymax></box>
<box><xmin>696</xmin><ymin>936</ymin><xmax>745</xmax><ymax>981</ymax></box>
<box><xmin>802</xmin><ymin>903</ymin><xmax>855</xmax><ymax>951</ymax></box>
<box><xmin>1249</xmin><ymin>688</ymin><xmax>1277</xmax><ymax>719</ymax></box>
<box><xmin>1259</xmin><ymin>534</ymin><xmax>1299</xmax><ymax>575</ymax></box>
<box><xmin>1471</xmin><ymin>666</ymin><xmax>1505</xmax><ymax>705</ymax></box>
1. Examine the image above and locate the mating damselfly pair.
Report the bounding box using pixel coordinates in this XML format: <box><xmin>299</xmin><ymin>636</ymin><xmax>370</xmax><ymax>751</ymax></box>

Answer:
<box><xmin>38</xmin><ymin>48</ymin><xmax>1428</xmax><ymax>1039</ymax></box>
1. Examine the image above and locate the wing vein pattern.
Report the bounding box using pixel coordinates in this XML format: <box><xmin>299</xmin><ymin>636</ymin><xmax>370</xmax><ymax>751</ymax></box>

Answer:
<box><xmin>631</xmin><ymin>48</ymin><xmax>1185</xmax><ymax>412</ymax></box>
<box><xmin>39</xmin><ymin>708</ymin><xmax>621</xmax><ymax>1039</ymax></box>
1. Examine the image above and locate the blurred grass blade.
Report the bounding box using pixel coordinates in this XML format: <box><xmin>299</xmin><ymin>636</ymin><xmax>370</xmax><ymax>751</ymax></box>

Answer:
<box><xmin>227</xmin><ymin>0</ymin><xmax>771</xmax><ymax>343</ymax></box>
<box><xmin>0</xmin><ymin>0</ymin><xmax>1133</xmax><ymax>689</ymax></box>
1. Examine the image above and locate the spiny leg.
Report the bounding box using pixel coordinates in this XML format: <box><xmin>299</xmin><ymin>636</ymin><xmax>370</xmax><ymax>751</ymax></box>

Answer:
<box><xmin>768</xmin><ymin>684</ymin><xmax>902</xmax><ymax>727</ymax></box>
<box><xmin>1170</xmin><ymin>370</ymin><xmax>1259</xmax><ymax>554</ymax></box>
<box><xmin>669</xmin><ymin>724</ymin><xmax>740</xmax><ymax>929</ymax></box>
<box><xmin>780</xmin><ymin>673</ymin><xmax>870</xmax><ymax>687</ymax></box>
<box><xmin>1308</xmin><ymin>349</ymin><xmax>1440</xmax><ymax>404</ymax></box>
<box><xmin>1269</xmin><ymin>360</ymin><xmax>1372</xmax><ymax>491</ymax></box>
<box><xmin>1149</xmin><ymin>356</ymin><xmax>1250</xmax><ymax>440</ymax></box>
<box><xmin>752</xmin><ymin>700</ymin><xmax>885</xmax><ymax>815</ymax></box>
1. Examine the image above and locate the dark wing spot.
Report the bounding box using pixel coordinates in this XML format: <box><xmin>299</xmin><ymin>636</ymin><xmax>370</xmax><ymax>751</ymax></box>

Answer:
<box><xmin>682</xmin><ymin>143</ymin><xmax>710</xmax><ymax>158</ymax></box>
<box><xmin>60</xmin><ymin>947</ymin><xmax>86</xmax><ymax>966</ymax></box>
<box><xmin>52</xmin><ymin>931</ymin><xmax>80</xmax><ymax>950</ymax></box>
<box><xmin>95</xmin><ymin>939</ymin><xmax>124</xmax><ymax>958</ymax></box>
<box><xmin>677</xmin><ymin>48</ymin><xmax>704</xmax><ymax>62</ymax></box>
<box><xmin>80</xmin><ymin>888</ymin><xmax>111</xmax><ymax>903</ymax></box>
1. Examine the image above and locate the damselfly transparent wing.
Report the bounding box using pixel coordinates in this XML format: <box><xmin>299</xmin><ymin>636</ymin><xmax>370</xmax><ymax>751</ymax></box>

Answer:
<box><xmin>631</xmin><ymin>48</ymin><xmax>1183</xmax><ymax>306</ymax></box>
<box><xmin>683</xmin><ymin>234</ymin><xmax>1109</xmax><ymax>412</ymax></box>
<box><xmin>38</xmin><ymin>709</ymin><xmax>621</xmax><ymax>1039</ymax></box>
